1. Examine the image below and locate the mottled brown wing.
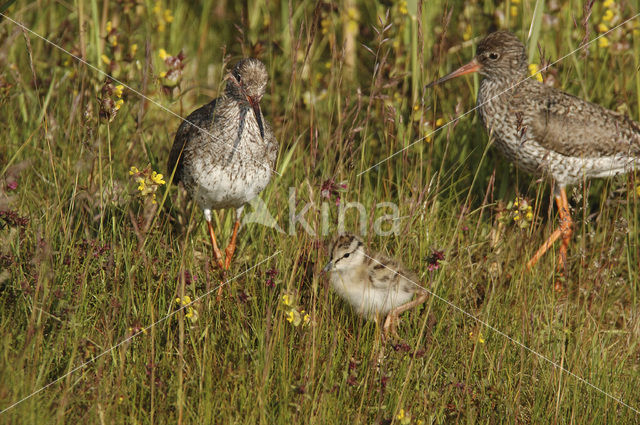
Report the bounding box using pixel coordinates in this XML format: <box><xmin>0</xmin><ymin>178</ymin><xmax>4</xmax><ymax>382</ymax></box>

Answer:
<box><xmin>167</xmin><ymin>99</ymin><xmax>218</xmax><ymax>183</ymax></box>
<box><xmin>527</xmin><ymin>86</ymin><xmax>640</xmax><ymax>158</ymax></box>
<box><xmin>368</xmin><ymin>254</ymin><xmax>421</xmax><ymax>293</ymax></box>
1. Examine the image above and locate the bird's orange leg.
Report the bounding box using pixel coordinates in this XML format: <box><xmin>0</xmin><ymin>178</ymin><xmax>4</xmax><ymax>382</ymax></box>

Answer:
<box><xmin>526</xmin><ymin>227</ymin><xmax>563</xmax><ymax>269</ymax></box>
<box><xmin>215</xmin><ymin>220</ymin><xmax>240</xmax><ymax>300</ymax></box>
<box><xmin>223</xmin><ymin>220</ymin><xmax>241</xmax><ymax>270</ymax></box>
<box><xmin>207</xmin><ymin>220</ymin><xmax>225</xmax><ymax>270</ymax></box>
<box><xmin>526</xmin><ymin>191</ymin><xmax>567</xmax><ymax>269</ymax></box>
<box><xmin>382</xmin><ymin>293</ymin><xmax>429</xmax><ymax>340</ymax></box>
<box><xmin>526</xmin><ymin>188</ymin><xmax>573</xmax><ymax>290</ymax></box>
<box><xmin>555</xmin><ymin>187</ymin><xmax>573</xmax><ymax>291</ymax></box>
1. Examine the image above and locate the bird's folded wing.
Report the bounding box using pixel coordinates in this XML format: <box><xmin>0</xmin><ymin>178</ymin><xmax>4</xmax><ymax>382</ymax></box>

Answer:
<box><xmin>167</xmin><ymin>99</ymin><xmax>218</xmax><ymax>180</ymax></box>
<box><xmin>527</xmin><ymin>88</ymin><xmax>640</xmax><ymax>158</ymax></box>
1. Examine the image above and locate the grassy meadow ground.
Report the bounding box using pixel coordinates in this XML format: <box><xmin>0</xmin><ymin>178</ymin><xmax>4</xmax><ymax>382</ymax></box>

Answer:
<box><xmin>1</xmin><ymin>0</ymin><xmax>640</xmax><ymax>423</ymax></box>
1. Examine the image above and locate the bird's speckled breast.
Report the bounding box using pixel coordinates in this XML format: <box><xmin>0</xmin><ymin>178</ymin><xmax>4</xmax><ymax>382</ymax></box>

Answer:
<box><xmin>477</xmin><ymin>79</ymin><xmax>547</xmax><ymax>177</ymax></box>
<box><xmin>181</xmin><ymin>99</ymin><xmax>276</xmax><ymax>210</ymax></box>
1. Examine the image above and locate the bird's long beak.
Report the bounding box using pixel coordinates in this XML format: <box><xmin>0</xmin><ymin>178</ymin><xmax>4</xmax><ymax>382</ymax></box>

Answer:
<box><xmin>426</xmin><ymin>58</ymin><xmax>481</xmax><ymax>88</ymax></box>
<box><xmin>226</xmin><ymin>72</ymin><xmax>265</xmax><ymax>140</ymax></box>
<box><xmin>321</xmin><ymin>261</ymin><xmax>333</xmax><ymax>274</ymax></box>
<box><xmin>247</xmin><ymin>95</ymin><xmax>265</xmax><ymax>140</ymax></box>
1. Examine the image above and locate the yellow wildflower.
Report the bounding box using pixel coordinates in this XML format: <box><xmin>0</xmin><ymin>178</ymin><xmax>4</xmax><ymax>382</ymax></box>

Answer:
<box><xmin>598</xmin><ymin>37</ymin><xmax>610</xmax><ymax>48</ymax></box>
<box><xmin>510</xmin><ymin>5</ymin><xmax>518</xmax><ymax>17</ymax></box>
<box><xmin>153</xmin><ymin>0</ymin><xmax>161</xmax><ymax>14</ymax></box>
<box><xmin>159</xmin><ymin>48</ymin><xmax>169</xmax><ymax>60</ymax></box>
<box><xmin>396</xmin><ymin>409</ymin><xmax>411</xmax><ymax>424</ymax></box>
<box><xmin>398</xmin><ymin>0</ymin><xmax>408</xmax><ymax>15</ymax></box>
<box><xmin>321</xmin><ymin>18</ymin><xmax>330</xmax><ymax>35</ymax></box>
<box><xmin>113</xmin><ymin>84</ymin><xmax>124</xmax><ymax>98</ymax></box>
<box><xmin>603</xmin><ymin>9</ymin><xmax>614</xmax><ymax>22</ymax></box>
<box><xmin>512</xmin><ymin>0</ymin><xmax>521</xmax><ymax>3</ymax></box>
<box><xmin>528</xmin><ymin>64</ymin><xmax>543</xmax><ymax>82</ymax></box>
<box><xmin>463</xmin><ymin>24</ymin><xmax>473</xmax><ymax>41</ymax></box>
<box><xmin>513</xmin><ymin>214</ymin><xmax>521</xmax><ymax>221</ymax></box>
<box><xmin>130</xmin><ymin>43</ymin><xmax>138</xmax><ymax>56</ymax></box>
<box><xmin>114</xmin><ymin>99</ymin><xmax>124</xmax><ymax>111</ymax></box>
<box><xmin>101</xmin><ymin>54</ymin><xmax>111</xmax><ymax>66</ymax></box>
<box><xmin>106</xmin><ymin>20</ymin><xmax>112</xmax><ymax>33</ymax></box>
<box><xmin>470</xmin><ymin>331</ymin><xmax>485</xmax><ymax>343</ymax></box>
<box><xmin>287</xmin><ymin>309</ymin><xmax>302</xmax><ymax>326</ymax></box>
<box><xmin>282</xmin><ymin>294</ymin><xmax>292</xmax><ymax>306</ymax></box>
<box><xmin>346</xmin><ymin>7</ymin><xmax>360</xmax><ymax>34</ymax></box>
<box><xmin>347</xmin><ymin>6</ymin><xmax>359</xmax><ymax>20</ymax></box>
<box><xmin>151</xmin><ymin>171</ymin><xmax>166</xmax><ymax>185</ymax></box>
<box><xmin>137</xmin><ymin>177</ymin><xmax>146</xmax><ymax>192</ymax></box>
<box><xmin>526</xmin><ymin>211</ymin><xmax>533</xmax><ymax>221</ymax></box>
<box><xmin>603</xmin><ymin>0</ymin><xmax>615</xmax><ymax>8</ymax></box>
<box><xmin>597</xmin><ymin>23</ymin><xmax>609</xmax><ymax>33</ymax></box>
<box><xmin>163</xmin><ymin>9</ymin><xmax>174</xmax><ymax>23</ymax></box>
<box><xmin>175</xmin><ymin>297</ymin><xmax>181</xmax><ymax>304</ymax></box>
<box><xmin>413</xmin><ymin>104</ymin><xmax>420</xmax><ymax>111</ymax></box>
<box><xmin>182</xmin><ymin>295</ymin><xmax>192</xmax><ymax>304</ymax></box>
<box><xmin>129</xmin><ymin>166</ymin><xmax>139</xmax><ymax>175</ymax></box>
<box><xmin>159</xmin><ymin>71</ymin><xmax>167</xmax><ymax>78</ymax></box>
<box><xmin>435</xmin><ymin>118</ymin><xmax>444</xmax><ymax>127</ymax></box>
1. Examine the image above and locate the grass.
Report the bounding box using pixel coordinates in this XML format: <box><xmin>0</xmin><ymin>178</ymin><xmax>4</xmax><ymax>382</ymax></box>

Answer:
<box><xmin>1</xmin><ymin>0</ymin><xmax>640</xmax><ymax>423</ymax></box>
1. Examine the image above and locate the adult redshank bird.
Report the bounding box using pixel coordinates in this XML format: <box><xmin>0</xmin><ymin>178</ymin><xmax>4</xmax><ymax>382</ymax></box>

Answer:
<box><xmin>168</xmin><ymin>58</ymin><xmax>278</xmax><ymax>292</ymax></box>
<box><xmin>428</xmin><ymin>31</ymin><xmax>640</xmax><ymax>288</ymax></box>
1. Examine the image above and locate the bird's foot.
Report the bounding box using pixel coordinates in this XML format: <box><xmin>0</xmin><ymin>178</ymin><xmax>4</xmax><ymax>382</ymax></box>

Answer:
<box><xmin>215</xmin><ymin>270</ymin><xmax>228</xmax><ymax>301</ymax></box>
<box><xmin>554</xmin><ymin>263</ymin><xmax>566</xmax><ymax>293</ymax></box>
<box><xmin>382</xmin><ymin>314</ymin><xmax>400</xmax><ymax>341</ymax></box>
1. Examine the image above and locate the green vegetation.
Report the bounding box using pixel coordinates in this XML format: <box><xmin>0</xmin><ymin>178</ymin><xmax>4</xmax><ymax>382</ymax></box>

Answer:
<box><xmin>1</xmin><ymin>0</ymin><xmax>639</xmax><ymax>423</ymax></box>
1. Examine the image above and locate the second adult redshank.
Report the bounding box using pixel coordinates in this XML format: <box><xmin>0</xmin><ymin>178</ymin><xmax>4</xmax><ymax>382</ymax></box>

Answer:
<box><xmin>168</xmin><ymin>58</ymin><xmax>278</xmax><ymax>294</ymax></box>
<box><xmin>428</xmin><ymin>31</ymin><xmax>640</xmax><ymax>289</ymax></box>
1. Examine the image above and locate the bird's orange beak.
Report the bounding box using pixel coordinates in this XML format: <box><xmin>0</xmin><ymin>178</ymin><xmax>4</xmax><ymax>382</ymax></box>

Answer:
<box><xmin>427</xmin><ymin>58</ymin><xmax>481</xmax><ymax>88</ymax></box>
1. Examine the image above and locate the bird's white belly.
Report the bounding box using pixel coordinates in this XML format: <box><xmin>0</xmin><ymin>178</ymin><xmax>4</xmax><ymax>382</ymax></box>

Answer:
<box><xmin>190</xmin><ymin>163</ymin><xmax>271</xmax><ymax>210</ymax></box>
<box><xmin>330</xmin><ymin>271</ymin><xmax>414</xmax><ymax>319</ymax></box>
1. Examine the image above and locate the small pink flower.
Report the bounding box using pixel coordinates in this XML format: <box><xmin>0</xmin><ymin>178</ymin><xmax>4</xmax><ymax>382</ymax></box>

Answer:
<box><xmin>320</xmin><ymin>178</ymin><xmax>347</xmax><ymax>205</ymax></box>
<box><xmin>426</xmin><ymin>250</ymin><xmax>445</xmax><ymax>272</ymax></box>
<box><xmin>6</xmin><ymin>180</ymin><xmax>17</xmax><ymax>190</ymax></box>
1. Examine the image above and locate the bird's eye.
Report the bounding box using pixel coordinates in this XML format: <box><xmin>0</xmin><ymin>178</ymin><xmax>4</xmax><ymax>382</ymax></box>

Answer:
<box><xmin>488</xmin><ymin>52</ymin><xmax>500</xmax><ymax>60</ymax></box>
<box><xmin>343</xmin><ymin>253</ymin><xmax>351</xmax><ymax>258</ymax></box>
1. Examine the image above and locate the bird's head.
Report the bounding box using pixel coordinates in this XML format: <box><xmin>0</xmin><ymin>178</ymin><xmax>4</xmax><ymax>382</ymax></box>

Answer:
<box><xmin>226</xmin><ymin>58</ymin><xmax>268</xmax><ymax>138</ymax></box>
<box><xmin>428</xmin><ymin>30</ymin><xmax>529</xmax><ymax>87</ymax></box>
<box><xmin>322</xmin><ymin>233</ymin><xmax>366</xmax><ymax>273</ymax></box>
